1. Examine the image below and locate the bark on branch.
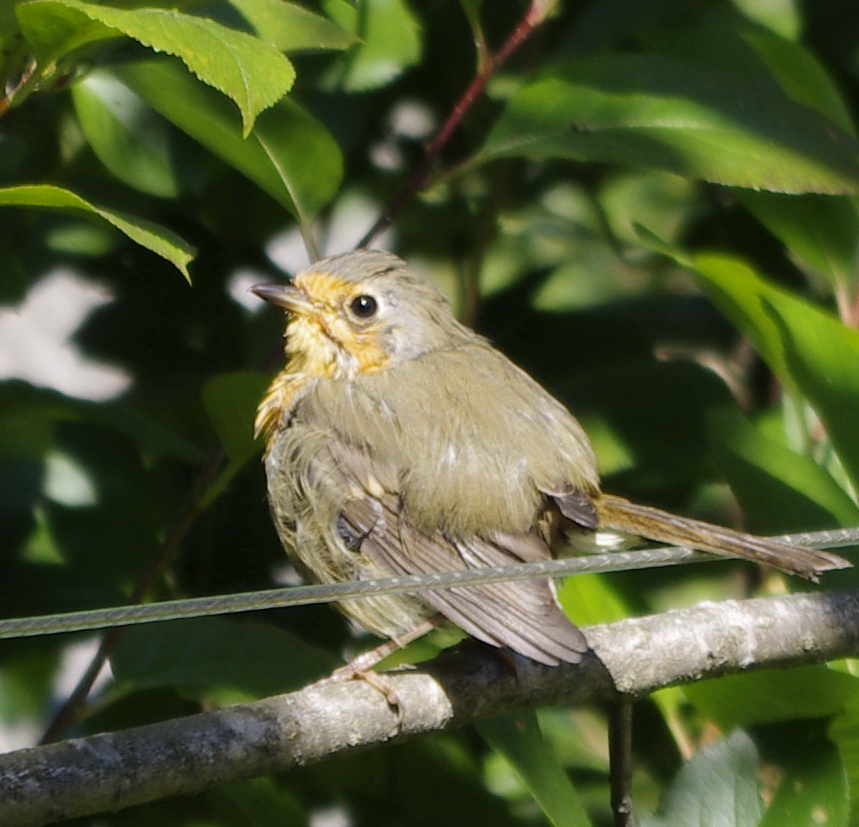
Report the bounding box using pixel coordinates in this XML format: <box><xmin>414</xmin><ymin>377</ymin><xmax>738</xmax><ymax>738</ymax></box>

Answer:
<box><xmin>3</xmin><ymin>589</ymin><xmax>859</xmax><ymax>826</ymax></box>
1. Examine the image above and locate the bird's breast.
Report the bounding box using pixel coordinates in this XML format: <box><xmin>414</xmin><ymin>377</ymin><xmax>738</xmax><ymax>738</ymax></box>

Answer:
<box><xmin>292</xmin><ymin>344</ymin><xmax>599</xmax><ymax>538</ymax></box>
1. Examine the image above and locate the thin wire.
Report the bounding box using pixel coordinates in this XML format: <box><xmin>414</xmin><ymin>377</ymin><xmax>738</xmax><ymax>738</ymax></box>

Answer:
<box><xmin>1</xmin><ymin>526</ymin><xmax>856</xmax><ymax>640</ymax></box>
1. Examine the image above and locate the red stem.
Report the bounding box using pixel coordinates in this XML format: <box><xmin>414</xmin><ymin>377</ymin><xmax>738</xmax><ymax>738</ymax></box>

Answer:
<box><xmin>358</xmin><ymin>0</ymin><xmax>554</xmax><ymax>248</ymax></box>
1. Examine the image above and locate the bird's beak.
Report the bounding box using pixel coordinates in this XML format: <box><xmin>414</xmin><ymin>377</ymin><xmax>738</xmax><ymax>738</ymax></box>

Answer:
<box><xmin>251</xmin><ymin>283</ymin><xmax>312</xmax><ymax>315</ymax></box>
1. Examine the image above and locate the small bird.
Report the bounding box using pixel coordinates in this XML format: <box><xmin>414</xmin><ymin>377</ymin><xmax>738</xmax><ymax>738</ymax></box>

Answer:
<box><xmin>253</xmin><ymin>250</ymin><xmax>849</xmax><ymax>667</ymax></box>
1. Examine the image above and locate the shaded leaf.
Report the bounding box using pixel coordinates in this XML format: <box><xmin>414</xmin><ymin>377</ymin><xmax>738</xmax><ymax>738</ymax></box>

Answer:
<box><xmin>72</xmin><ymin>70</ymin><xmax>182</xmax><ymax>198</ymax></box>
<box><xmin>758</xmin><ymin>734</ymin><xmax>846</xmax><ymax>827</ymax></box>
<box><xmin>117</xmin><ymin>58</ymin><xmax>342</xmax><ymax>220</ymax></box>
<box><xmin>111</xmin><ymin>617</ymin><xmax>336</xmax><ymax>696</ymax></box>
<box><xmin>642</xmin><ymin>731</ymin><xmax>763</xmax><ymax>827</ymax></box>
<box><xmin>207</xmin><ymin>778</ymin><xmax>307</xmax><ymax>826</ymax></box>
<box><xmin>736</xmin><ymin>191</ymin><xmax>859</xmax><ymax>287</ymax></box>
<box><xmin>829</xmin><ymin>699</ymin><xmax>859</xmax><ymax>827</ymax></box>
<box><xmin>741</xmin><ymin>26</ymin><xmax>854</xmax><ymax>135</ymax></box>
<box><xmin>202</xmin><ymin>372</ymin><xmax>267</xmax><ymax>464</ymax></box>
<box><xmin>684</xmin><ymin>667</ymin><xmax>859</xmax><ymax>730</ymax></box>
<box><xmin>200</xmin><ymin>371</ymin><xmax>269</xmax><ymax>510</ymax></box>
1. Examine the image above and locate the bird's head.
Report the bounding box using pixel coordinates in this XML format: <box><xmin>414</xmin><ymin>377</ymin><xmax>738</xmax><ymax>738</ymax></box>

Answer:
<box><xmin>253</xmin><ymin>250</ymin><xmax>466</xmax><ymax>380</ymax></box>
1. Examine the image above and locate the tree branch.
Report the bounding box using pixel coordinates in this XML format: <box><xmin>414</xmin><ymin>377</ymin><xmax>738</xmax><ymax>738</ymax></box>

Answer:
<box><xmin>3</xmin><ymin>589</ymin><xmax>859</xmax><ymax>826</ymax></box>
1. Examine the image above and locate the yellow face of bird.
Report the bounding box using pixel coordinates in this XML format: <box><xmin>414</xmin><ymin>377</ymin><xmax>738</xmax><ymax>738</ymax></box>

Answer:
<box><xmin>288</xmin><ymin>268</ymin><xmax>394</xmax><ymax>379</ymax></box>
<box><xmin>253</xmin><ymin>250</ymin><xmax>464</xmax><ymax>382</ymax></box>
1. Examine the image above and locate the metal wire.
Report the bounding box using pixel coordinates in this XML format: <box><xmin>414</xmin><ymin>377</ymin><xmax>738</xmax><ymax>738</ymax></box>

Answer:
<box><xmin>0</xmin><ymin>526</ymin><xmax>856</xmax><ymax>640</ymax></box>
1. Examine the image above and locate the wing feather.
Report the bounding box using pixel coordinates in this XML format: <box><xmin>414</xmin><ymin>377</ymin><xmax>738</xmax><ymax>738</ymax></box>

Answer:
<box><xmin>340</xmin><ymin>489</ymin><xmax>588</xmax><ymax>665</ymax></box>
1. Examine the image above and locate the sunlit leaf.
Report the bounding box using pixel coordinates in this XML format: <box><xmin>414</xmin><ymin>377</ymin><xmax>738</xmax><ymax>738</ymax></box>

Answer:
<box><xmin>685</xmin><ymin>667</ymin><xmax>859</xmax><ymax>730</ymax></box>
<box><xmin>228</xmin><ymin>0</ymin><xmax>357</xmax><ymax>52</ymax></box>
<box><xmin>764</xmin><ymin>296</ymin><xmax>859</xmax><ymax>492</ymax></box>
<box><xmin>323</xmin><ymin>0</ymin><xmax>421</xmax><ymax>90</ymax></box>
<box><xmin>18</xmin><ymin>0</ymin><xmax>294</xmax><ymax>134</ymax></box>
<box><xmin>478</xmin><ymin>712</ymin><xmax>593</xmax><ymax>827</ymax></box>
<box><xmin>0</xmin><ymin>184</ymin><xmax>194</xmax><ymax>278</ymax></box>
<box><xmin>709</xmin><ymin>408</ymin><xmax>859</xmax><ymax>535</ymax></box>
<box><xmin>482</xmin><ymin>54</ymin><xmax>859</xmax><ymax>194</ymax></box>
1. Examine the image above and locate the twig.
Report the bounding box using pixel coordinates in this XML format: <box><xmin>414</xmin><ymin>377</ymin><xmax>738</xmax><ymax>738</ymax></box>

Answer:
<box><xmin>358</xmin><ymin>0</ymin><xmax>557</xmax><ymax>248</ymax></box>
<box><xmin>609</xmin><ymin>699</ymin><xmax>636</xmax><ymax>827</ymax></box>
<box><xmin>39</xmin><ymin>446</ymin><xmax>227</xmax><ymax>743</ymax></box>
<box><xmin>3</xmin><ymin>589</ymin><xmax>859</xmax><ymax>826</ymax></box>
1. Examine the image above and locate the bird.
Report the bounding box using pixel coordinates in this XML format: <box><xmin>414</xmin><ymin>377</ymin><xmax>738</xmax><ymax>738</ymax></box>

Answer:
<box><xmin>252</xmin><ymin>249</ymin><xmax>850</xmax><ymax>668</ymax></box>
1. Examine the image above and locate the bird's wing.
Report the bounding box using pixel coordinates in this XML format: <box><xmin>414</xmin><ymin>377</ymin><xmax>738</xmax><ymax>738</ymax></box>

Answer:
<box><xmin>544</xmin><ymin>487</ymin><xmax>600</xmax><ymax>529</ymax></box>
<box><xmin>338</xmin><ymin>490</ymin><xmax>589</xmax><ymax>666</ymax></box>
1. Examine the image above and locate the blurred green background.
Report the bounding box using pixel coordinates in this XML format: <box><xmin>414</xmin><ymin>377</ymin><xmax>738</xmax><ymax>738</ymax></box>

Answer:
<box><xmin>3</xmin><ymin>0</ymin><xmax>859</xmax><ymax>824</ymax></box>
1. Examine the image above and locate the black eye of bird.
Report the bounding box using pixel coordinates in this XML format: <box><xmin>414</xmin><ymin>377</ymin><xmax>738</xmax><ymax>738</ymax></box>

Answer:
<box><xmin>349</xmin><ymin>294</ymin><xmax>378</xmax><ymax>319</ymax></box>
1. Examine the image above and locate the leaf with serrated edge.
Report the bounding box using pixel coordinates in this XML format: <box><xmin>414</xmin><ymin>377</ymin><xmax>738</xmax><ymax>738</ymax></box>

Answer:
<box><xmin>19</xmin><ymin>0</ymin><xmax>294</xmax><ymax>134</ymax></box>
<box><xmin>0</xmin><ymin>184</ymin><xmax>193</xmax><ymax>279</ymax></box>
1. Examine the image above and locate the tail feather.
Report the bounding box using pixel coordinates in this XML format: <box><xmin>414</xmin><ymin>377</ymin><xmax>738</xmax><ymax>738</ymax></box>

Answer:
<box><xmin>596</xmin><ymin>494</ymin><xmax>851</xmax><ymax>582</ymax></box>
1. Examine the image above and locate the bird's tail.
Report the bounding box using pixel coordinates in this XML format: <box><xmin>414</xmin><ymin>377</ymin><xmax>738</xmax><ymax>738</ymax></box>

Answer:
<box><xmin>596</xmin><ymin>494</ymin><xmax>851</xmax><ymax>582</ymax></box>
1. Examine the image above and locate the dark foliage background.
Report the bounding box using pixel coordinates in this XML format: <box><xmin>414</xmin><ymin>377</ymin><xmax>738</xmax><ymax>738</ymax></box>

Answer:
<box><xmin>3</xmin><ymin>1</ymin><xmax>859</xmax><ymax>824</ymax></box>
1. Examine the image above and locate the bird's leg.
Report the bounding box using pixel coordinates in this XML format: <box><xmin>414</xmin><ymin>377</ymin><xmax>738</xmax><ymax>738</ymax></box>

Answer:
<box><xmin>316</xmin><ymin>615</ymin><xmax>445</xmax><ymax>718</ymax></box>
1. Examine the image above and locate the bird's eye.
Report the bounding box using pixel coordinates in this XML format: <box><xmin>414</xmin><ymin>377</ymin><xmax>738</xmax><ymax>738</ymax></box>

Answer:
<box><xmin>349</xmin><ymin>294</ymin><xmax>378</xmax><ymax>319</ymax></box>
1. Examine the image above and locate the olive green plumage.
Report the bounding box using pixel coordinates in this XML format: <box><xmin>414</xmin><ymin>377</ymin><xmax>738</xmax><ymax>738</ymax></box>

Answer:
<box><xmin>255</xmin><ymin>250</ymin><xmax>849</xmax><ymax>666</ymax></box>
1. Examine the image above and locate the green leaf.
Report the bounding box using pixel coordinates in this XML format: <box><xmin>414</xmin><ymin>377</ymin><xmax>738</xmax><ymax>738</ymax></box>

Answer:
<box><xmin>763</xmin><ymin>297</ymin><xmax>859</xmax><ymax>492</ymax></box>
<box><xmin>477</xmin><ymin>712</ymin><xmax>593</xmax><ymax>827</ymax></box>
<box><xmin>18</xmin><ymin>0</ymin><xmax>295</xmax><ymax>135</ymax></box>
<box><xmin>482</xmin><ymin>54</ymin><xmax>859</xmax><ymax>194</ymax></box>
<box><xmin>323</xmin><ymin>0</ymin><xmax>421</xmax><ymax>91</ymax></box>
<box><xmin>72</xmin><ymin>70</ymin><xmax>182</xmax><ymax>198</ymax></box>
<box><xmin>557</xmin><ymin>573</ymin><xmax>629</xmax><ymax>626</ymax></box>
<box><xmin>208</xmin><ymin>778</ymin><xmax>307</xmax><ymax>826</ymax></box>
<box><xmin>709</xmin><ymin>408</ymin><xmax>859</xmax><ymax>535</ymax></box>
<box><xmin>758</xmin><ymin>729</ymin><xmax>847</xmax><ymax>827</ymax></box>
<box><xmin>0</xmin><ymin>184</ymin><xmax>194</xmax><ymax>279</ymax></box>
<box><xmin>202</xmin><ymin>371</ymin><xmax>267</xmax><ymax>464</ymax></box>
<box><xmin>686</xmin><ymin>252</ymin><xmax>819</xmax><ymax>391</ymax></box>
<box><xmin>736</xmin><ymin>191</ymin><xmax>859</xmax><ymax>287</ymax></box>
<box><xmin>16</xmin><ymin>0</ymin><xmax>115</xmax><ymax>65</ymax></box>
<box><xmin>642</xmin><ymin>731</ymin><xmax>763</xmax><ymax>827</ymax></box>
<box><xmin>732</xmin><ymin>0</ymin><xmax>800</xmax><ymax>40</ymax></box>
<box><xmin>684</xmin><ymin>667</ymin><xmax>859</xmax><ymax>730</ymax></box>
<box><xmin>116</xmin><ymin>58</ymin><xmax>343</xmax><ymax>220</ymax></box>
<box><xmin>829</xmin><ymin>699</ymin><xmax>859</xmax><ymax>827</ymax></box>
<box><xmin>649</xmin><ymin>13</ymin><xmax>853</xmax><ymax>135</ymax></box>
<box><xmin>458</xmin><ymin>0</ymin><xmax>483</xmax><ymax>36</ymax></box>
<box><xmin>228</xmin><ymin>0</ymin><xmax>357</xmax><ymax>52</ymax></box>
<box><xmin>0</xmin><ymin>2</ymin><xmax>27</xmax><ymax>87</ymax></box>
<box><xmin>683</xmin><ymin>251</ymin><xmax>859</xmax><ymax>491</ymax></box>
<box><xmin>741</xmin><ymin>26</ymin><xmax>855</xmax><ymax>135</ymax></box>
<box><xmin>200</xmin><ymin>371</ymin><xmax>269</xmax><ymax>510</ymax></box>
<box><xmin>111</xmin><ymin>617</ymin><xmax>337</xmax><ymax>696</ymax></box>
